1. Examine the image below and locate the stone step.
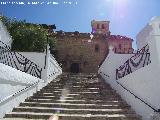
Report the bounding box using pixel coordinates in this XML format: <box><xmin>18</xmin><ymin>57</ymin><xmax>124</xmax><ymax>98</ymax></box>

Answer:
<box><xmin>25</xmin><ymin>97</ymin><xmax>125</xmax><ymax>104</ymax></box>
<box><xmin>28</xmin><ymin>98</ymin><xmax>123</xmax><ymax>103</ymax></box>
<box><xmin>45</xmin><ymin>82</ymin><xmax>110</xmax><ymax>86</ymax></box>
<box><xmin>19</xmin><ymin>102</ymin><xmax>130</xmax><ymax>109</ymax></box>
<box><xmin>12</xmin><ymin>106</ymin><xmax>135</xmax><ymax>114</ymax></box>
<box><xmin>27</xmin><ymin>95</ymin><xmax>121</xmax><ymax>101</ymax></box>
<box><xmin>47</xmin><ymin>83</ymin><xmax>106</xmax><ymax>87</ymax></box>
<box><xmin>3</xmin><ymin>74</ymin><xmax>141</xmax><ymax>120</ymax></box>
<box><xmin>34</xmin><ymin>89</ymin><xmax>119</xmax><ymax>97</ymax></box>
<box><xmin>5</xmin><ymin>112</ymin><xmax>141</xmax><ymax>120</ymax></box>
<box><xmin>35</xmin><ymin>90</ymin><xmax>117</xmax><ymax>96</ymax></box>
<box><xmin>39</xmin><ymin>88</ymin><xmax>114</xmax><ymax>94</ymax></box>
<box><xmin>2</xmin><ymin>118</ymin><xmax>45</xmax><ymax>120</ymax></box>
<box><xmin>28</xmin><ymin>97</ymin><xmax>122</xmax><ymax>103</ymax></box>
<box><xmin>31</xmin><ymin>92</ymin><xmax>121</xmax><ymax>97</ymax></box>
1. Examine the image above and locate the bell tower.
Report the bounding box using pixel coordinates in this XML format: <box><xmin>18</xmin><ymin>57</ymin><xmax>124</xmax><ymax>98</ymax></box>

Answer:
<box><xmin>91</xmin><ymin>20</ymin><xmax>110</xmax><ymax>35</ymax></box>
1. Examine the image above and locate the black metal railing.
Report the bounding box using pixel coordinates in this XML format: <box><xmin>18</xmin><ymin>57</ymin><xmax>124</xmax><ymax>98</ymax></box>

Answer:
<box><xmin>0</xmin><ymin>81</ymin><xmax>39</xmax><ymax>105</ymax></box>
<box><xmin>116</xmin><ymin>81</ymin><xmax>160</xmax><ymax>112</ymax></box>
<box><xmin>116</xmin><ymin>44</ymin><xmax>151</xmax><ymax>80</ymax></box>
<box><xmin>99</xmin><ymin>72</ymin><xmax>160</xmax><ymax>112</ymax></box>
<box><xmin>0</xmin><ymin>41</ymin><xmax>42</xmax><ymax>79</ymax></box>
<box><xmin>99</xmin><ymin>71</ymin><xmax>110</xmax><ymax>78</ymax></box>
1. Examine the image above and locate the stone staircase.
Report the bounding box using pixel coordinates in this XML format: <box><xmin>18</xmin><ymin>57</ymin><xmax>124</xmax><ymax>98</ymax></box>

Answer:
<box><xmin>4</xmin><ymin>73</ymin><xmax>141</xmax><ymax>120</ymax></box>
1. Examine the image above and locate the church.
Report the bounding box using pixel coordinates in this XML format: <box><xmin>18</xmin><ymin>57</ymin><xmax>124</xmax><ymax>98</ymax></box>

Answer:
<box><xmin>53</xmin><ymin>20</ymin><xmax>133</xmax><ymax>73</ymax></box>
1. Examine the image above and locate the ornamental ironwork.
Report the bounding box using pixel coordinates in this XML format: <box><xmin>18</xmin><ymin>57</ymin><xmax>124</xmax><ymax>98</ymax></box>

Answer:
<box><xmin>0</xmin><ymin>40</ymin><xmax>42</xmax><ymax>79</ymax></box>
<box><xmin>116</xmin><ymin>44</ymin><xmax>151</xmax><ymax>80</ymax></box>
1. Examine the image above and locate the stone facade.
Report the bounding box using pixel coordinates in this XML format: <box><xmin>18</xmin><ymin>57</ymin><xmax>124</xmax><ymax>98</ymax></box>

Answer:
<box><xmin>107</xmin><ymin>35</ymin><xmax>133</xmax><ymax>54</ymax></box>
<box><xmin>54</xmin><ymin>32</ymin><xmax>108</xmax><ymax>73</ymax></box>
<box><xmin>52</xmin><ymin>20</ymin><xmax>133</xmax><ymax>73</ymax></box>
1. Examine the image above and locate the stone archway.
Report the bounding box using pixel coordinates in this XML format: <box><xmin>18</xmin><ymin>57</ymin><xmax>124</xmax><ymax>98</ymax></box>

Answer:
<box><xmin>70</xmin><ymin>63</ymin><xmax>80</xmax><ymax>73</ymax></box>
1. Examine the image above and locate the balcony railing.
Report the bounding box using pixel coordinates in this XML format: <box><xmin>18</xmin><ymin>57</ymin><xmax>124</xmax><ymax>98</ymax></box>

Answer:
<box><xmin>116</xmin><ymin>44</ymin><xmax>151</xmax><ymax>80</ymax></box>
<box><xmin>0</xmin><ymin>40</ymin><xmax>42</xmax><ymax>79</ymax></box>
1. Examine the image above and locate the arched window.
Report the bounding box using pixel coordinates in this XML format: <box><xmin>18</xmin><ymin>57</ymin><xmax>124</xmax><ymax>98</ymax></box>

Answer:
<box><xmin>95</xmin><ymin>44</ymin><xmax>99</xmax><ymax>52</ymax></box>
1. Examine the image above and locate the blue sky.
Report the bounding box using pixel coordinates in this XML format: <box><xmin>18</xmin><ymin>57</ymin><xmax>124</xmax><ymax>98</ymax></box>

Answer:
<box><xmin>0</xmin><ymin>0</ymin><xmax>160</xmax><ymax>49</ymax></box>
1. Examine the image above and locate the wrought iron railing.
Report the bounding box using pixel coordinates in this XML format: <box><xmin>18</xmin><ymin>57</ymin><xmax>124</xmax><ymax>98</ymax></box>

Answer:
<box><xmin>116</xmin><ymin>44</ymin><xmax>151</xmax><ymax>80</ymax></box>
<box><xmin>0</xmin><ymin>81</ymin><xmax>39</xmax><ymax>105</ymax></box>
<box><xmin>0</xmin><ymin>41</ymin><xmax>42</xmax><ymax>79</ymax></box>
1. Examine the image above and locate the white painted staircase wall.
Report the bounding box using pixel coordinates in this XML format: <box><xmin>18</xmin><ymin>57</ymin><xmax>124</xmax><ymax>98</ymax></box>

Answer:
<box><xmin>99</xmin><ymin>17</ymin><xmax>160</xmax><ymax>120</ymax></box>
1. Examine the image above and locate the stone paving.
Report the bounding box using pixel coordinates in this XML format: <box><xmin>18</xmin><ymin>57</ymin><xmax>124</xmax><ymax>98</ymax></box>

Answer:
<box><xmin>3</xmin><ymin>73</ymin><xmax>141</xmax><ymax>120</ymax></box>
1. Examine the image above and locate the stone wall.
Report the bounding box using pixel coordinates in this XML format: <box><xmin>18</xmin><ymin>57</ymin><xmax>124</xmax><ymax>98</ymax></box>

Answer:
<box><xmin>107</xmin><ymin>35</ymin><xmax>133</xmax><ymax>53</ymax></box>
<box><xmin>55</xmin><ymin>33</ymin><xmax>108</xmax><ymax>73</ymax></box>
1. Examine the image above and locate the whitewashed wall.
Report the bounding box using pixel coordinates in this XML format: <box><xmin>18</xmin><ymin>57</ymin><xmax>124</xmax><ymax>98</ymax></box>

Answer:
<box><xmin>0</xmin><ymin>20</ymin><xmax>62</xmax><ymax>118</ymax></box>
<box><xmin>0</xmin><ymin>63</ymin><xmax>39</xmax><ymax>86</ymax></box>
<box><xmin>0</xmin><ymin>49</ymin><xmax>62</xmax><ymax>118</ymax></box>
<box><xmin>19</xmin><ymin>52</ymin><xmax>45</xmax><ymax>69</ymax></box>
<box><xmin>19</xmin><ymin>46</ymin><xmax>62</xmax><ymax>81</ymax></box>
<box><xmin>0</xmin><ymin>20</ymin><xmax>12</xmax><ymax>48</ymax></box>
<box><xmin>0</xmin><ymin>63</ymin><xmax>41</xmax><ymax>118</ymax></box>
<box><xmin>47</xmin><ymin>54</ymin><xmax>61</xmax><ymax>80</ymax></box>
<box><xmin>99</xmin><ymin>17</ymin><xmax>160</xmax><ymax>120</ymax></box>
<box><xmin>0</xmin><ymin>63</ymin><xmax>40</xmax><ymax>101</ymax></box>
<box><xmin>136</xmin><ymin>16</ymin><xmax>160</xmax><ymax>49</ymax></box>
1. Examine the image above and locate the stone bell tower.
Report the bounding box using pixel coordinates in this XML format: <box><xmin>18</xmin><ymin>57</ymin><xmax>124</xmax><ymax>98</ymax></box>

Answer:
<box><xmin>91</xmin><ymin>20</ymin><xmax>110</xmax><ymax>35</ymax></box>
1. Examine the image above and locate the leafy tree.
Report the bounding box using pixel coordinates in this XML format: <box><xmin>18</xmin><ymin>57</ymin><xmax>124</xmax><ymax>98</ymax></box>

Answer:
<box><xmin>0</xmin><ymin>16</ymin><xmax>57</xmax><ymax>54</ymax></box>
<box><xmin>48</xmin><ymin>36</ymin><xmax>58</xmax><ymax>58</ymax></box>
<box><xmin>11</xmin><ymin>24</ymin><xmax>48</xmax><ymax>52</ymax></box>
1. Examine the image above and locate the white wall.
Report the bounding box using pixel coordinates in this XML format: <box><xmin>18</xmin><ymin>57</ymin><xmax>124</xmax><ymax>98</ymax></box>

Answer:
<box><xmin>0</xmin><ymin>63</ymin><xmax>39</xmax><ymax>86</ymax></box>
<box><xmin>0</xmin><ymin>20</ymin><xmax>62</xmax><ymax>118</ymax></box>
<box><xmin>136</xmin><ymin>24</ymin><xmax>153</xmax><ymax>49</ymax></box>
<box><xmin>0</xmin><ymin>48</ymin><xmax>62</xmax><ymax>119</ymax></box>
<box><xmin>98</xmin><ymin>50</ymin><xmax>133</xmax><ymax>81</ymax></box>
<box><xmin>19</xmin><ymin>52</ymin><xmax>45</xmax><ymax>69</ymax></box>
<box><xmin>0</xmin><ymin>20</ymin><xmax>12</xmax><ymax>48</ymax></box>
<box><xmin>0</xmin><ymin>63</ymin><xmax>41</xmax><ymax>118</ymax></box>
<box><xmin>47</xmin><ymin>54</ymin><xmax>62</xmax><ymax>80</ymax></box>
<box><xmin>136</xmin><ymin>16</ymin><xmax>160</xmax><ymax>49</ymax></box>
<box><xmin>0</xmin><ymin>84</ymin><xmax>38</xmax><ymax>118</ymax></box>
<box><xmin>19</xmin><ymin>45</ymin><xmax>62</xmax><ymax>81</ymax></box>
<box><xmin>99</xmin><ymin>17</ymin><xmax>160</xmax><ymax>120</ymax></box>
<box><xmin>0</xmin><ymin>53</ymin><xmax>62</xmax><ymax>118</ymax></box>
<box><xmin>99</xmin><ymin>42</ymin><xmax>158</xmax><ymax>120</ymax></box>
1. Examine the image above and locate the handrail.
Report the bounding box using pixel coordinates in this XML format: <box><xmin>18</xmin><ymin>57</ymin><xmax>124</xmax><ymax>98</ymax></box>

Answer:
<box><xmin>0</xmin><ymin>81</ymin><xmax>39</xmax><ymax>105</ymax></box>
<box><xmin>116</xmin><ymin>44</ymin><xmax>151</xmax><ymax>80</ymax></box>
<box><xmin>99</xmin><ymin>71</ymin><xmax>160</xmax><ymax>112</ymax></box>
<box><xmin>50</xmin><ymin>54</ymin><xmax>62</xmax><ymax>72</ymax></box>
<box><xmin>50</xmin><ymin>54</ymin><xmax>61</xmax><ymax>69</ymax></box>
<box><xmin>0</xmin><ymin>40</ymin><xmax>42</xmax><ymax>78</ymax></box>
<box><xmin>99</xmin><ymin>71</ymin><xmax>110</xmax><ymax>78</ymax></box>
<box><xmin>0</xmin><ymin>41</ymin><xmax>11</xmax><ymax>51</ymax></box>
<box><xmin>116</xmin><ymin>81</ymin><xmax>160</xmax><ymax>112</ymax></box>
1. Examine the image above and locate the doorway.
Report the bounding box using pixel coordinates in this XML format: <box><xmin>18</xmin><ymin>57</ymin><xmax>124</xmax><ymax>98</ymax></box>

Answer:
<box><xmin>70</xmin><ymin>63</ymin><xmax>80</xmax><ymax>73</ymax></box>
